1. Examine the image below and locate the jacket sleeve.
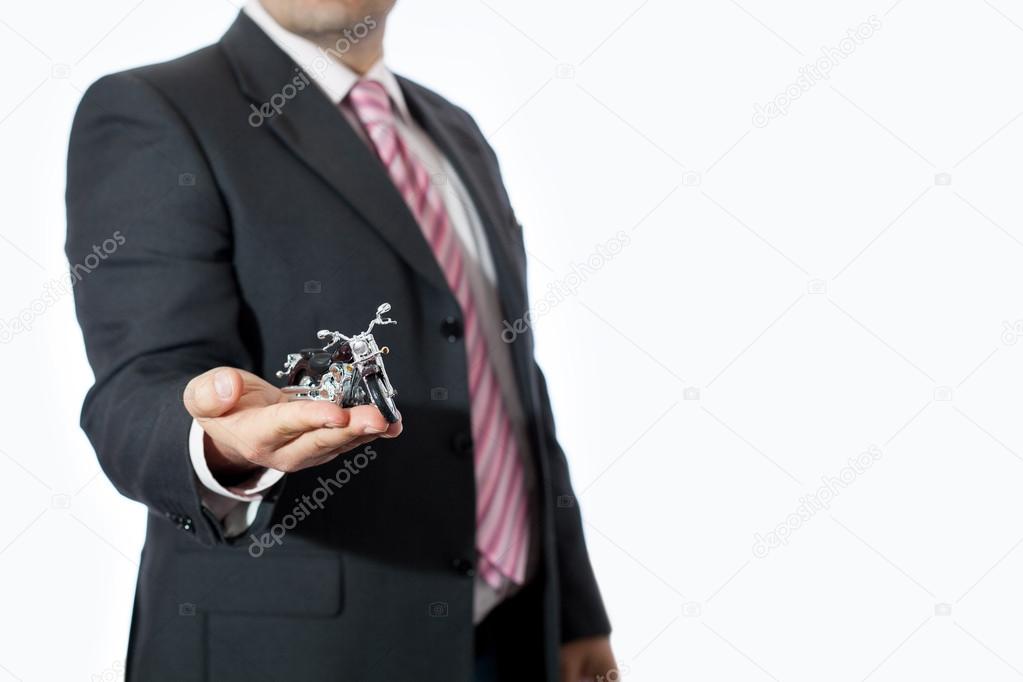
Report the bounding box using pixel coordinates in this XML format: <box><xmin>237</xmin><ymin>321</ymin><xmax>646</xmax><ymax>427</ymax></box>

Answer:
<box><xmin>535</xmin><ymin>363</ymin><xmax>612</xmax><ymax>642</ymax></box>
<box><xmin>65</xmin><ymin>71</ymin><xmax>265</xmax><ymax>546</ymax></box>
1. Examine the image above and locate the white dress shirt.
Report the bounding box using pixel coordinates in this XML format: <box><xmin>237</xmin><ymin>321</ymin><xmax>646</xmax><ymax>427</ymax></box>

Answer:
<box><xmin>189</xmin><ymin>0</ymin><xmax>535</xmax><ymax>623</ymax></box>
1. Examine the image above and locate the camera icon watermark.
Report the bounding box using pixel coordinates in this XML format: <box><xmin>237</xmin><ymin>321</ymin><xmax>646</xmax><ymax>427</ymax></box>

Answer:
<box><xmin>427</xmin><ymin>601</ymin><xmax>449</xmax><ymax>617</ymax></box>
<box><xmin>430</xmin><ymin>387</ymin><xmax>448</xmax><ymax>401</ymax></box>
<box><xmin>555</xmin><ymin>63</ymin><xmax>575</xmax><ymax>79</ymax></box>
<box><xmin>934</xmin><ymin>602</ymin><xmax>952</xmax><ymax>616</ymax></box>
<box><xmin>683</xmin><ymin>386</ymin><xmax>700</xmax><ymax>401</ymax></box>
<box><xmin>556</xmin><ymin>494</ymin><xmax>575</xmax><ymax>508</ymax></box>
<box><xmin>303</xmin><ymin>280</ymin><xmax>322</xmax><ymax>294</ymax></box>
<box><xmin>681</xmin><ymin>171</ymin><xmax>702</xmax><ymax>187</ymax></box>
<box><xmin>933</xmin><ymin>386</ymin><xmax>954</xmax><ymax>402</ymax></box>
<box><xmin>178</xmin><ymin>173</ymin><xmax>196</xmax><ymax>187</ymax></box>
<box><xmin>807</xmin><ymin>279</ymin><xmax>827</xmax><ymax>295</ymax></box>
<box><xmin>51</xmin><ymin>493</ymin><xmax>71</xmax><ymax>510</ymax></box>
<box><xmin>934</xmin><ymin>172</ymin><xmax>952</xmax><ymax>186</ymax></box>
<box><xmin>51</xmin><ymin>63</ymin><xmax>71</xmax><ymax>79</ymax></box>
<box><xmin>179</xmin><ymin>602</ymin><xmax>196</xmax><ymax>616</ymax></box>
<box><xmin>682</xmin><ymin>601</ymin><xmax>702</xmax><ymax>617</ymax></box>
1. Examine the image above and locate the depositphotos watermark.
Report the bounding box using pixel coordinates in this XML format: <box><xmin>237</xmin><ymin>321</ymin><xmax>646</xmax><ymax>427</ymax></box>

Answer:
<box><xmin>752</xmin><ymin>15</ymin><xmax>882</xmax><ymax>128</ymax></box>
<box><xmin>90</xmin><ymin>660</ymin><xmax>124</xmax><ymax>682</ymax></box>
<box><xmin>248</xmin><ymin>15</ymin><xmax>379</xmax><ymax>127</ymax></box>
<box><xmin>247</xmin><ymin>445</ymin><xmax>377</xmax><ymax>557</ymax></box>
<box><xmin>596</xmin><ymin>662</ymin><xmax>630</xmax><ymax>681</ymax></box>
<box><xmin>1</xmin><ymin>230</ymin><xmax>125</xmax><ymax>344</ymax></box>
<box><xmin>501</xmin><ymin>230</ymin><xmax>631</xmax><ymax>344</ymax></box>
<box><xmin>1001</xmin><ymin>319</ymin><xmax>1023</xmax><ymax>345</ymax></box>
<box><xmin>752</xmin><ymin>445</ymin><xmax>882</xmax><ymax>558</ymax></box>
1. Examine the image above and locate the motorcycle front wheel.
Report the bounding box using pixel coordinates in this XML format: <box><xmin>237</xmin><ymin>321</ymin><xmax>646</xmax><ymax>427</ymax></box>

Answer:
<box><xmin>364</xmin><ymin>373</ymin><xmax>399</xmax><ymax>424</ymax></box>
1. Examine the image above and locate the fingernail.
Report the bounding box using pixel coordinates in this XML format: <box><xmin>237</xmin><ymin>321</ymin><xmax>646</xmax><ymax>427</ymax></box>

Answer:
<box><xmin>214</xmin><ymin>371</ymin><xmax>233</xmax><ymax>400</ymax></box>
<box><xmin>363</xmin><ymin>425</ymin><xmax>385</xmax><ymax>435</ymax></box>
<box><xmin>324</xmin><ymin>421</ymin><xmax>345</xmax><ymax>428</ymax></box>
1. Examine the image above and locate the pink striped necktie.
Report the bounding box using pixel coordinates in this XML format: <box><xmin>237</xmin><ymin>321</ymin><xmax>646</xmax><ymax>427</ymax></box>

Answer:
<box><xmin>346</xmin><ymin>79</ymin><xmax>529</xmax><ymax>587</ymax></box>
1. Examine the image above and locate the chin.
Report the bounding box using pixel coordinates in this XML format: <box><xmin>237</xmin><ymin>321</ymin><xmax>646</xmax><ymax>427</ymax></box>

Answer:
<box><xmin>281</xmin><ymin>0</ymin><xmax>393</xmax><ymax>33</ymax></box>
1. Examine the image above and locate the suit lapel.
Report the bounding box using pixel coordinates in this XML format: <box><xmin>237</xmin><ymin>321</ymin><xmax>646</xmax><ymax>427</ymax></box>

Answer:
<box><xmin>399</xmin><ymin>78</ymin><xmax>539</xmax><ymax>418</ymax></box>
<box><xmin>398</xmin><ymin>78</ymin><xmax>529</xmax><ymax>326</ymax></box>
<box><xmin>219</xmin><ymin>13</ymin><xmax>449</xmax><ymax>293</ymax></box>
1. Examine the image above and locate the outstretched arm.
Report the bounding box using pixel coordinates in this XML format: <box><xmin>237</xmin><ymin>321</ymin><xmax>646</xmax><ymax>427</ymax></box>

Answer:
<box><xmin>67</xmin><ymin>72</ymin><xmax>398</xmax><ymax>546</ymax></box>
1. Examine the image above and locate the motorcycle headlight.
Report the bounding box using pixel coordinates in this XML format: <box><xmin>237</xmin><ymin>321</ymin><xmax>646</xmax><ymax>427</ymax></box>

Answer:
<box><xmin>353</xmin><ymin>340</ymin><xmax>369</xmax><ymax>355</ymax></box>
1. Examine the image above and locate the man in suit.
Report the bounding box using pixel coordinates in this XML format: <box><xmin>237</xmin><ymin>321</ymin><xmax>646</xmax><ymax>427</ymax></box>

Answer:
<box><xmin>66</xmin><ymin>0</ymin><xmax>615</xmax><ymax>679</ymax></box>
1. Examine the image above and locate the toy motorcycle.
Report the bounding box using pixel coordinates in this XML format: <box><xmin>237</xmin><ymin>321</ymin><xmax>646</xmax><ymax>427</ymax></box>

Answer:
<box><xmin>276</xmin><ymin>303</ymin><xmax>400</xmax><ymax>423</ymax></box>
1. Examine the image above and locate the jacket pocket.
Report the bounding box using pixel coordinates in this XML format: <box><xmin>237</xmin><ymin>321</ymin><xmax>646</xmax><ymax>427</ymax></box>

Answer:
<box><xmin>173</xmin><ymin>552</ymin><xmax>343</xmax><ymax>617</ymax></box>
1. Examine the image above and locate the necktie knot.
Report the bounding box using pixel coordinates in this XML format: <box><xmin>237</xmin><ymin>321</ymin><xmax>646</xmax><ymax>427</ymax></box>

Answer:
<box><xmin>347</xmin><ymin>79</ymin><xmax>395</xmax><ymax>133</ymax></box>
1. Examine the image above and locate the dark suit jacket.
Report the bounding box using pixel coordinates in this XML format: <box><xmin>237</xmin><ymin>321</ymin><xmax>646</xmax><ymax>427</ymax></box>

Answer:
<box><xmin>65</xmin><ymin>12</ymin><xmax>609</xmax><ymax>682</ymax></box>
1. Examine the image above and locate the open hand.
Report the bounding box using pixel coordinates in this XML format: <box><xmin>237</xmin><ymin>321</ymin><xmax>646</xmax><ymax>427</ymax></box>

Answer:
<box><xmin>183</xmin><ymin>367</ymin><xmax>402</xmax><ymax>483</ymax></box>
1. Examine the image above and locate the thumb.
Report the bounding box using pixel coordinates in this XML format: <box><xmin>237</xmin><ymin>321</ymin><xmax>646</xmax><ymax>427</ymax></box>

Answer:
<box><xmin>183</xmin><ymin>367</ymin><xmax>243</xmax><ymax>419</ymax></box>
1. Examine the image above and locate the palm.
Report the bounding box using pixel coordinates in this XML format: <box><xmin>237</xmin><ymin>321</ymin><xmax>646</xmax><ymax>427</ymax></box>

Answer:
<box><xmin>184</xmin><ymin>366</ymin><xmax>401</xmax><ymax>477</ymax></box>
<box><xmin>227</xmin><ymin>372</ymin><xmax>288</xmax><ymax>414</ymax></box>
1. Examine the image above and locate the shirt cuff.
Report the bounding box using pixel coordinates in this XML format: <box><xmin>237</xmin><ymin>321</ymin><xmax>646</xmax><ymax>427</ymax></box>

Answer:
<box><xmin>189</xmin><ymin>418</ymin><xmax>286</xmax><ymax>503</ymax></box>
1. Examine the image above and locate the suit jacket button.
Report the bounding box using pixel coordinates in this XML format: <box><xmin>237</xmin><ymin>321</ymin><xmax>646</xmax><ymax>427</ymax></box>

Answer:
<box><xmin>440</xmin><ymin>316</ymin><xmax>463</xmax><ymax>342</ymax></box>
<box><xmin>451</xmin><ymin>558</ymin><xmax>475</xmax><ymax>577</ymax></box>
<box><xmin>451</xmin><ymin>431</ymin><xmax>473</xmax><ymax>458</ymax></box>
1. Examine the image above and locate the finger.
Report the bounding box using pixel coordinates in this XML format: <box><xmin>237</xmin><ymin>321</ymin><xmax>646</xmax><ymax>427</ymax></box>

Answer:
<box><xmin>256</xmin><ymin>400</ymin><xmax>352</xmax><ymax>440</ymax></box>
<box><xmin>271</xmin><ymin>429</ymin><xmax>378</xmax><ymax>471</ymax></box>
<box><xmin>346</xmin><ymin>405</ymin><xmax>392</xmax><ymax>435</ymax></box>
<box><xmin>211</xmin><ymin>400</ymin><xmax>397</xmax><ymax>470</ymax></box>
<box><xmin>183</xmin><ymin>367</ymin><xmax>244</xmax><ymax>418</ymax></box>
<box><xmin>282</xmin><ymin>406</ymin><xmax>393</xmax><ymax>457</ymax></box>
<box><xmin>295</xmin><ymin>432</ymin><xmax>377</xmax><ymax>463</ymax></box>
<box><xmin>197</xmin><ymin>398</ymin><xmax>344</xmax><ymax>466</ymax></box>
<box><xmin>265</xmin><ymin>407</ymin><xmax>394</xmax><ymax>471</ymax></box>
<box><xmin>312</xmin><ymin>434</ymin><xmax>378</xmax><ymax>465</ymax></box>
<box><xmin>380</xmin><ymin>417</ymin><xmax>403</xmax><ymax>439</ymax></box>
<box><xmin>340</xmin><ymin>433</ymin><xmax>380</xmax><ymax>451</ymax></box>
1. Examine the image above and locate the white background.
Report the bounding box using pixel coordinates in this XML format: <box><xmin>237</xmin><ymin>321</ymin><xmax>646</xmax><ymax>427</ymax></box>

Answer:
<box><xmin>2</xmin><ymin>0</ymin><xmax>1023</xmax><ymax>680</ymax></box>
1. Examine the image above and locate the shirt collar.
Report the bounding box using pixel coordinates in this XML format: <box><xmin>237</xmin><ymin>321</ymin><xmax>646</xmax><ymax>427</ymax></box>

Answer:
<box><xmin>243</xmin><ymin>0</ymin><xmax>410</xmax><ymax>121</ymax></box>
